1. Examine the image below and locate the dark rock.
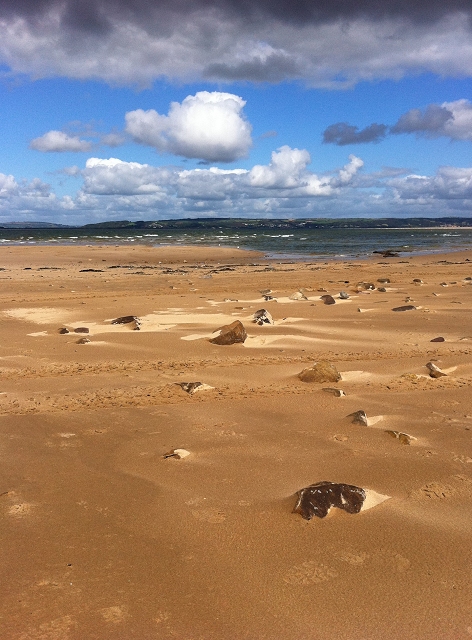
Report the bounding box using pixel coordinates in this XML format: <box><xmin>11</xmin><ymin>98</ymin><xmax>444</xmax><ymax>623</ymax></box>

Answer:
<box><xmin>339</xmin><ymin>291</ymin><xmax>350</xmax><ymax>299</ymax></box>
<box><xmin>373</xmin><ymin>250</ymin><xmax>400</xmax><ymax>258</ymax></box>
<box><xmin>210</xmin><ymin>320</ymin><xmax>247</xmax><ymax>345</ymax></box>
<box><xmin>253</xmin><ymin>309</ymin><xmax>274</xmax><ymax>325</ymax></box>
<box><xmin>430</xmin><ymin>336</ymin><xmax>445</xmax><ymax>342</ymax></box>
<box><xmin>426</xmin><ymin>362</ymin><xmax>447</xmax><ymax>378</ymax></box>
<box><xmin>413</xmin><ymin>278</ymin><xmax>423</xmax><ymax>283</ymax></box>
<box><xmin>392</xmin><ymin>305</ymin><xmax>416</xmax><ymax>312</ymax></box>
<box><xmin>262</xmin><ymin>294</ymin><xmax>275</xmax><ymax>301</ymax></box>
<box><xmin>378</xmin><ymin>287</ymin><xmax>387</xmax><ymax>292</ymax></box>
<box><xmin>79</xmin><ymin>269</ymin><xmax>104</xmax><ymax>272</ymax></box>
<box><xmin>74</xmin><ymin>327</ymin><xmax>89</xmax><ymax>333</ymax></box>
<box><xmin>293</xmin><ymin>481</ymin><xmax>366</xmax><ymax>520</ymax></box>
<box><xmin>377</xmin><ymin>278</ymin><xmax>390</xmax><ymax>283</ymax></box>
<box><xmin>357</xmin><ymin>282</ymin><xmax>375</xmax><ymax>290</ymax></box>
<box><xmin>111</xmin><ymin>315</ymin><xmax>141</xmax><ymax>330</ymax></box>
<box><xmin>77</xmin><ymin>337</ymin><xmax>90</xmax><ymax>344</ymax></box>
<box><xmin>348</xmin><ymin>410</ymin><xmax>368</xmax><ymax>426</ymax></box>
<box><xmin>58</xmin><ymin>328</ymin><xmax>69</xmax><ymax>334</ymax></box>
<box><xmin>320</xmin><ymin>294</ymin><xmax>336</xmax><ymax>305</ymax></box>
<box><xmin>298</xmin><ymin>361</ymin><xmax>341</xmax><ymax>383</ymax></box>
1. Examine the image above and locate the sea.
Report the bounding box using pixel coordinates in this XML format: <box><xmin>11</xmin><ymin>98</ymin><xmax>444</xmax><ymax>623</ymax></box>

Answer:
<box><xmin>1</xmin><ymin>226</ymin><xmax>472</xmax><ymax>261</ymax></box>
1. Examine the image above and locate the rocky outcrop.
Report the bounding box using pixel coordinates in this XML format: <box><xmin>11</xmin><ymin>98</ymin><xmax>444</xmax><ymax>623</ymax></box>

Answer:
<box><xmin>111</xmin><ymin>315</ymin><xmax>141</xmax><ymax>330</ymax></box>
<box><xmin>210</xmin><ymin>320</ymin><xmax>247</xmax><ymax>345</ymax></box>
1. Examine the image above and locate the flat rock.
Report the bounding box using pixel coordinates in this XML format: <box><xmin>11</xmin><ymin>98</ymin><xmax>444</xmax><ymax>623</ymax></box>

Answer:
<box><xmin>385</xmin><ymin>430</ymin><xmax>416</xmax><ymax>445</ymax></box>
<box><xmin>430</xmin><ymin>336</ymin><xmax>445</xmax><ymax>342</ymax></box>
<box><xmin>322</xmin><ymin>388</ymin><xmax>346</xmax><ymax>397</ymax></box>
<box><xmin>373</xmin><ymin>250</ymin><xmax>400</xmax><ymax>258</ymax></box>
<box><xmin>320</xmin><ymin>294</ymin><xmax>336</xmax><ymax>305</ymax></box>
<box><xmin>74</xmin><ymin>327</ymin><xmax>89</xmax><ymax>333</ymax></box>
<box><xmin>298</xmin><ymin>361</ymin><xmax>341</xmax><ymax>383</ymax></box>
<box><xmin>253</xmin><ymin>309</ymin><xmax>274</xmax><ymax>325</ymax></box>
<box><xmin>293</xmin><ymin>481</ymin><xmax>366</xmax><ymax>520</ymax></box>
<box><xmin>348</xmin><ymin>410</ymin><xmax>368</xmax><ymax>426</ymax></box>
<box><xmin>426</xmin><ymin>362</ymin><xmax>447</xmax><ymax>378</ymax></box>
<box><xmin>392</xmin><ymin>305</ymin><xmax>416</xmax><ymax>312</ymax></box>
<box><xmin>178</xmin><ymin>382</ymin><xmax>214</xmax><ymax>394</ymax></box>
<box><xmin>58</xmin><ymin>328</ymin><xmax>69</xmax><ymax>334</ymax></box>
<box><xmin>111</xmin><ymin>315</ymin><xmax>141</xmax><ymax>330</ymax></box>
<box><xmin>163</xmin><ymin>448</ymin><xmax>191</xmax><ymax>460</ymax></box>
<box><xmin>377</xmin><ymin>278</ymin><xmax>390</xmax><ymax>283</ymax></box>
<box><xmin>209</xmin><ymin>320</ymin><xmax>247</xmax><ymax>345</ymax></box>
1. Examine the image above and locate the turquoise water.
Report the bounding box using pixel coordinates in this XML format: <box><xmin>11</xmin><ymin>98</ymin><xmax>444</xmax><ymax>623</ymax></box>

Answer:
<box><xmin>1</xmin><ymin>226</ymin><xmax>472</xmax><ymax>260</ymax></box>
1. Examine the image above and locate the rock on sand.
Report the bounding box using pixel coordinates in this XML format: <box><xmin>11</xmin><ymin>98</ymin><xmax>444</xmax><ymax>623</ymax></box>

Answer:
<box><xmin>298</xmin><ymin>361</ymin><xmax>341</xmax><ymax>383</ymax></box>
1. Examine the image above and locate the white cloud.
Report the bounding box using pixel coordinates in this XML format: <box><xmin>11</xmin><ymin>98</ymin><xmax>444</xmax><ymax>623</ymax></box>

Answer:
<box><xmin>29</xmin><ymin>130</ymin><xmax>93</xmax><ymax>152</ymax></box>
<box><xmin>125</xmin><ymin>92</ymin><xmax>252</xmax><ymax>162</ymax></box>
<box><xmin>3</xmin><ymin>151</ymin><xmax>472</xmax><ymax>223</ymax></box>
<box><xmin>441</xmin><ymin>100</ymin><xmax>472</xmax><ymax>141</ymax></box>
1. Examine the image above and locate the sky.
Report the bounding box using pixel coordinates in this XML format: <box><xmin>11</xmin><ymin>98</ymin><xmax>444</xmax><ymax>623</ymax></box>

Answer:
<box><xmin>1</xmin><ymin>1</ymin><xmax>472</xmax><ymax>223</ymax></box>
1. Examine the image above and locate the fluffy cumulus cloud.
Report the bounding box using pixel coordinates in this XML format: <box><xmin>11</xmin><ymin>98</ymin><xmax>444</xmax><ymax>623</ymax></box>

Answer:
<box><xmin>29</xmin><ymin>130</ymin><xmax>93</xmax><ymax>152</ymax></box>
<box><xmin>2</xmin><ymin>1</ymin><xmax>472</xmax><ymax>87</ymax></box>
<box><xmin>125</xmin><ymin>92</ymin><xmax>252</xmax><ymax>162</ymax></box>
<box><xmin>324</xmin><ymin>99</ymin><xmax>472</xmax><ymax>145</ymax></box>
<box><xmin>5</xmin><ymin>150</ymin><xmax>472</xmax><ymax>222</ymax></box>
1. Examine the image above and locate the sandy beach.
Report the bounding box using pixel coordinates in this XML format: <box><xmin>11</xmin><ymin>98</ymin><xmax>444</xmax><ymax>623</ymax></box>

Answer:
<box><xmin>1</xmin><ymin>243</ymin><xmax>472</xmax><ymax>639</ymax></box>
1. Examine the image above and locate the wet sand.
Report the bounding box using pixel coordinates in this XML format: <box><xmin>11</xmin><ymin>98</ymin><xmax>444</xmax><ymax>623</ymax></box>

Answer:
<box><xmin>1</xmin><ymin>244</ymin><xmax>472</xmax><ymax>639</ymax></box>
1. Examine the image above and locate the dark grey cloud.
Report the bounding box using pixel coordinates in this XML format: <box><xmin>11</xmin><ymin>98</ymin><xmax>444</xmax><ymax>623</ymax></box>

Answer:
<box><xmin>2</xmin><ymin>1</ymin><xmax>472</xmax><ymax>85</ymax></box>
<box><xmin>391</xmin><ymin>104</ymin><xmax>453</xmax><ymax>135</ymax></box>
<box><xmin>323</xmin><ymin>122</ymin><xmax>388</xmax><ymax>145</ymax></box>
<box><xmin>3</xmin><ymin>0</ymin><xmax>472</xmax><ymax>27</ymax></box>
<box><xmin>324</xmin><ymin>100</ymin><xmax>472</xmax><ymax>145</ymax></box>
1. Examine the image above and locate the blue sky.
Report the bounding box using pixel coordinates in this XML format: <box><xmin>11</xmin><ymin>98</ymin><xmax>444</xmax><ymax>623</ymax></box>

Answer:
<box><xmin>1</xmin><ymin>1</ymin><xmax>472</xmax><ymax>223</ymax></box>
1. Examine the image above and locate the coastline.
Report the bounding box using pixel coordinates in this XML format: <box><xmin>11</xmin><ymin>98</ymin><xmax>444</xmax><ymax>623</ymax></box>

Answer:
<box><xmin>1</xmin><ymin>243</ymin><xmax>472</xmax><ymax>639</ymax></box>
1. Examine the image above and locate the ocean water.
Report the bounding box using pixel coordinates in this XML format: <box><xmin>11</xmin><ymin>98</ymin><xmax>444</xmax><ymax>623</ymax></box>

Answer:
<box><xmin>1</xmin><ymin>226</ymin><xmax>472</xmax><ymax>260</ymax></box>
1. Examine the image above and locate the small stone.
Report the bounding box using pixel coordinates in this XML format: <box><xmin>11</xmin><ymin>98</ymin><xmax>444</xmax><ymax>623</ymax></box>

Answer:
<box><xmin>253</xmin><ymin>309</ymin><xmax>274</xmax><ymax>325</ymax></box>
<box><xmin>210</xmin><ymin>320</ymin><xmax>247</xmax><ymax>345</ymax></box>
<box><xmin>392</xmin><ymin>305</ymin><xmax>416</xmax><ymax>312</ymax></box>
<box><xmin>293</xmin><ymin>481</ymin><xmax>366</xmax><ymax>520</ymax></box>
<box><xmin>339</xmin><ymin>291</ymin><xmax>350</xmax><ymax>299</ymax></box>
<box><xmin>320</xmin><ymin>294</ymin><xmax>336</xmax><ymax>305</ymax></box>
<box><xmin>322</xmin><ymin>388</ymin><xmax>346</xmax><ymax>397</ymax></box>
<box><xmin>74</xmin><ymin>327</ymin><xmax>89</xmax><ymax>333</ymax></box>
<box><xmin>378</xmin><ymin>287</ymin><xmax>387</xmax><ymax>292</ymax></box>
<box><xmin>348</xmin><ymin>410</ymin><xmax>368</xmax><ymax>426</ymax></box>
<box><xmin>289</xmin><ymin>291</ymin><xmax>308</xmax><ymax>300</ymax></box>
<box><xmin>430</xmin><ymin>336</ymin><xmax>445</xmax><ymax>342</ymax></box>
<box><xmin>163</xmin><ymin>448</ymin><xmax>191</xmax><ymax>460</ymax></box>
<box><xmin>426</xmin><ymin>362</ymin><xmax>447</xmax><ymax>378</ymax></box>
<box><xmin>77</xmin><ymin>337</ymin><xmax>90</xmax><ymax>344</ymax></box>
<box><xmin>377</xmin><ymin>278</ymin><xmax>390</xmax><ymax>284</ymax></box>
<box><xmin>178</xmin><ymin>382</ymin><xmax>214</xmax><ymax>394</ymax></box>
<box><xmin>413</xmin><ymin>278</ymin><xmax>423</xmax><ymax>283</ymax></box>
<box><xmin>58</xmin><ymin>328</ymin><xmax>69</xmax><ymax>334</ymax></box>
<box><xmin>357</xmin><ymin>282</ymin><xmax>375</xmax><ymax>290</ymax></box>
<box><xmin>262</xmin><ymin>294</ymin><xmax>275</xmax><ymax>301</ymax></box>
<box><xmin>298</xmin><ymin>361</ymin><xmax>342</xmax><ymax>383</ymax></box>
<box><xmin>385</xmin><ymin>430</ymin><xmax>416</xmax><ymax>445</ymax></box>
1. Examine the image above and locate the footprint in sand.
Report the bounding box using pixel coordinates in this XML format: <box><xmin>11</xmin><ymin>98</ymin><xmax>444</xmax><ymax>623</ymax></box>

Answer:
<box><xmin>99</xmin><ymin>605</ymin><xmax>129</xmax><ymax>624</ymax></box>
<box><xmin>8</xmin><ymin>502</ymin><xmax>33</xmax><ymax>517</ymax></box>
<box><xmin>333</xmin><ymin>550</ymin><xmax>369</xmax><ymax>566</ymax></box>
<box><xmin>191</xmin><ymin>508</ymin><xmax>227</xmax><ymax>523</ymax></box>
<box><xmin>283</xmin><ymin>561</ymin><xmax>338</xmax><ymax>585</ymax></box>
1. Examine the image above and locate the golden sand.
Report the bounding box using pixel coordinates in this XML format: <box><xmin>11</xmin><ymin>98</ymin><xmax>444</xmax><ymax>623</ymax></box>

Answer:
<box><xmin>1</xmin><ymin>244</ymin><xmax>472</xmax><ymax>639</ymax></box>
